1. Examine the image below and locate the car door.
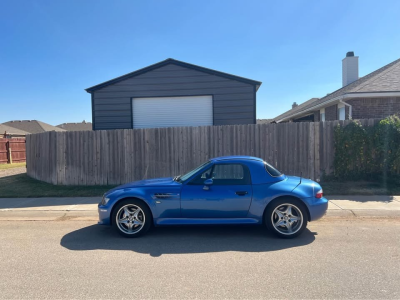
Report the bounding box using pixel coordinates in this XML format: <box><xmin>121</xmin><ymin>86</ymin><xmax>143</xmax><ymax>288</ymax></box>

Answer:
<box><xmin>180</xmin><ymin>163</ymin><xmax>253</xmax><ymax>218</ymax></box>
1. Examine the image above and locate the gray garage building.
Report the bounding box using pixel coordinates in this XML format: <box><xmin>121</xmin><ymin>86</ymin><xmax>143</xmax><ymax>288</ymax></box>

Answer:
<box><xmin>86</xmin><ymin>59</ymin><xmax>262</xmax><ymax>130</ymax></box>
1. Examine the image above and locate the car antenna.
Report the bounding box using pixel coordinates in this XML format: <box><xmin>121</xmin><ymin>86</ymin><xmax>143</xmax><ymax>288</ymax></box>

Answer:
<box><xmin>300</xmin><ymin>172</ymin><xmax>302</xmax><ymax>184</ymax></box>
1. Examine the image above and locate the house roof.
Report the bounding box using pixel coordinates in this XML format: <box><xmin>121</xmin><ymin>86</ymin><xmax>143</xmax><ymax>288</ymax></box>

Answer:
<box><xmin>57</xmin><ymin>122</ymin><xmax>92</xmax><ymax>131</ymax></box>
<box><xmin>273</xmin><ymin>98</ymin><xmax>320</xmax><ymax>122</ymax></box>
<box><xmin>0</xmin><ymin>124</ymin><xmax>29</xmax><ymax>135</ymax></box>
<box><xmin>3</xmin><ymin>120</ymin><xmax>66</xmax><ymax>134</ymax></box>
<box><xmin>274</xmin><ymin>57</ymin><xmax>400</xmax><ymax>122</ymax></box>
<box><xmin>85</xmin><ymin>58</ymin><xmax>262</xmax><ymax>93</ymax></box>
<box><xmin>256</xmin><ymin>119</ymin><xmax>274</xmax><ymax>124</ymax></box>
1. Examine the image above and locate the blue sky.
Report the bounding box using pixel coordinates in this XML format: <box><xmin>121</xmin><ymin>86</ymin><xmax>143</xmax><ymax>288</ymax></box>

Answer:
<box><xmin>1</xmin><ymin>0</ymin><xmax>400</xmax><ymax>125</ymax></box>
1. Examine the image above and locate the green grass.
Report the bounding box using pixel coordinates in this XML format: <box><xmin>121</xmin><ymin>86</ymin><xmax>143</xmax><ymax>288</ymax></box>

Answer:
<box><xmin>321</xmin><ymin>180</ymin><xmax>400</xmax><ymax>196</ymax></box>
<box><xmin>1</xmin><ymin>172</ymin><xmax>400</xmax><ymax>198</ymax></box>
<box><xmin>0</xmin><ymin>162</ymin><xmax>26</xmax><ymax>170</ymax></box>
<box><xmin>0</xmin><ymin>173</ymin><xmax>116</xmax><ymax>198</ymax></box>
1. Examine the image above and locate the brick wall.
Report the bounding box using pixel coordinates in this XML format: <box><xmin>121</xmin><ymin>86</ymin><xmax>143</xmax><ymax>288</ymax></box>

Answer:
<box><xmin>289</xmin><ymin>97</ymin><xmax>400</xmax><ymax>123</ymax></box>
<box><xmin>346</xmin><ymin>97</ymin><xmax>400</xmax><ymax>119</ymax></box>
<box><xmin>325</xmin><ymin>104</ymin><xmax>338</xmax><ymax>121</ymax></box>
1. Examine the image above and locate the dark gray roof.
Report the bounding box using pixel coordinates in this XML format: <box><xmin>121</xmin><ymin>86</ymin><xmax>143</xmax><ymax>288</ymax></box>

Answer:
<box><xmin>57</xmin><ymin>122</ymin><xmax>92</xmax><ymax>131</ymax></box>
<box><xmin>0</xmin><ymin>124</ymin><xmax>29</xmax><ymax>135</ymax></box>
<box><xmin>274</xmin><ymin>57</ymin><xmax>400</xmax><ymax>121</ymax></box>
<box><xmin>85</xmin><ymin>58</ymin><xmax>262</xmax><ymax>93</ymax></box>
<box><xmin>272</xmin><ymin>98</ymin><xmax>320</xmax><ymax>122</ymax></box>
<box><xmin>3</xmin><ymin>120</ymin><xmax>66</xmax><ymax>134</ymax></box>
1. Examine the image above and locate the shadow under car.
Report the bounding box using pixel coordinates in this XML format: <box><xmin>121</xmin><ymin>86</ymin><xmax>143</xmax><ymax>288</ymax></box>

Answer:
<box><xmin>60</xmin><ymin>224</ymin><xmax>316</xmax><ymax>257</ymax></box>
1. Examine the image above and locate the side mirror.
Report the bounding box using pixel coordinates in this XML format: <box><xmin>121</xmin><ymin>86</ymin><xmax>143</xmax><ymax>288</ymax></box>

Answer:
<box><xmin>203</xmin><ymin>178</ymin><xmax>213</xmax><ymax>190</ymax></box>
<box><xmin>204</xmin><ymin>178</ymin><xmax>213</xmax><ymax>185</ymax></box>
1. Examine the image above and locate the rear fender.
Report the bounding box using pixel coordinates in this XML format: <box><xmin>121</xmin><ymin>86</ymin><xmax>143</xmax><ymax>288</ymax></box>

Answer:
<box><xmin>247</xmin><ymin>179</ymin><xmax>314</xmax><ymax>221</ymax></box>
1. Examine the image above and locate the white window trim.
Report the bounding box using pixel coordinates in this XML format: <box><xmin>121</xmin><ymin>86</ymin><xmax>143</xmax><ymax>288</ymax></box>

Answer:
<box><xmin>320</xmin><ymin>108</ymin><xmax>325</xmax><ymax>122</ymax></box>
<box><xmin>338</xmin><ymin>106</ymin><xmax>346</xmax><ymax>120</ymax></box>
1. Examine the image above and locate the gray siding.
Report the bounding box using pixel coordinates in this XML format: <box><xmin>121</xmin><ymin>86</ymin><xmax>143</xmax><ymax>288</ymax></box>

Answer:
<box><xmin>92</xmin><ymin>64</ymin><xmax>255</xmax><ymax>130</ymax></box>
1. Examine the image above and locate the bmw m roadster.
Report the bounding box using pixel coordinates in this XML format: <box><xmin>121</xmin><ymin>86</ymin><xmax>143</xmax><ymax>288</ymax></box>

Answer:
<box><xmin>98</xmin><ymin>156</ymin><xmax>327</xmax><ymax>238</ymax></box>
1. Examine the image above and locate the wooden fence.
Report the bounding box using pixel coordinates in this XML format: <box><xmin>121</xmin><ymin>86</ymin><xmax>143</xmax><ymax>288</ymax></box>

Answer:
<box><xmin>0</xmin><ymin>138</ymin><xmax>26</xmax><ymax>164</ymax></box>
<box><xmin>26</xmin><ymin>119</ymin><xmax>380</xmax><ymax>185</ymax></box>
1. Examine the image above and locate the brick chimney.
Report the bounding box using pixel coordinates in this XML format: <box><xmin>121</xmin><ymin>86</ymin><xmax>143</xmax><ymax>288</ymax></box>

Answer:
<box><xmin>342</xmin><ymin>51</ymin><xmax>359</xmax><ymax>87</ymax></box>
<box><xmin>292</xmin><ymin>102</ymin><xmax>298</xmax><ymax>109</ymax></box>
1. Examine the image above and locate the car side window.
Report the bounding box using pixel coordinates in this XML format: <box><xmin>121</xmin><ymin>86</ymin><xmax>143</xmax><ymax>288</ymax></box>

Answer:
<box><xmin>211</xmin><ymin>164</ymin><xmax>250</xmax><ymax>185</ymax></box>
<box><xmin>187</xmin><ymin>167</ymin><xmax>213</xmax><ymax>185</ymax></box>
<box><xmin>188</xmin><ymin>164</ymin><xmax>251</xmax><ymax>185</ymax></box>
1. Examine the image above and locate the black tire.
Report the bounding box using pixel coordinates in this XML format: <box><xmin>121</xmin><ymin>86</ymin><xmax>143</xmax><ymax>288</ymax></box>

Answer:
<box><xmin>264</xmin><ymin>198</ymin><xmax>308</xmax><ymax>239</ymax></box>
<box><xmin>111</xmin><ymin>199</ymin><xmax>152</xmax><ymax>238</ymax></box>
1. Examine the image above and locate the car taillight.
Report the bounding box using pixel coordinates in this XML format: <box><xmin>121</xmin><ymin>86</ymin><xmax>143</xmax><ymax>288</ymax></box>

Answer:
<box><xmin>315</xmin><ymin>189</ymin><xmax>323</xmax><ymax>199</ymax></box>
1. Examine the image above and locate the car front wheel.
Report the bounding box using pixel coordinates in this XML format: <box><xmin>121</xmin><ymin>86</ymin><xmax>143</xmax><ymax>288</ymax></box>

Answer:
<box><xmin>265</xmin><ymin>198</ymin><xmax>307</xmax><ymax>238</ymax></box>
<box><xmin>112</xmin><ymin>199</ymin><xmax>152</xmax><ymax>238</ymax></box>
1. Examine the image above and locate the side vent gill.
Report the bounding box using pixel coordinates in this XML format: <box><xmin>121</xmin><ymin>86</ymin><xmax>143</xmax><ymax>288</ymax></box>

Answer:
<box><xmin>153</xmin><ymin>193</ymin><xmax>179</xmax><ymax>199</ymax></box>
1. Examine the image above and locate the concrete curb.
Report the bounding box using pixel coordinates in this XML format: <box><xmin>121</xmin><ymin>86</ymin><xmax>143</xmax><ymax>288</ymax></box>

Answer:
<box><xmin>325</xmin><ymin>209</ymin><xmax>400</xmax><ymax>218</ymax></box>
<box><xmin>0</xmin><ymin>196</ymin><xmax>400</xmax><ymax>221</ymax></box>
<box><xmin>1</xmin><ymin>208</ymin><xmax>400</xmax><ymax>222</ymax></box>
<box><xmin>0</xmin><ymin>210</ymin><xmax>99</xmax><ymax>221</ymax></box>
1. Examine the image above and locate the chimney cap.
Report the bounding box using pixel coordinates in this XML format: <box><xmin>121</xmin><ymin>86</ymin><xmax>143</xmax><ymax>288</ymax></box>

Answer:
<box><xmin>346</xmin><ymin>51</ymin><xmax>355</xmax><ymax>57</ymax></box>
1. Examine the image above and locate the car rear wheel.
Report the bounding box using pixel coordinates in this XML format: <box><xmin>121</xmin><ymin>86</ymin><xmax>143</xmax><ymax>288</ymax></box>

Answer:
<box><xmin>112</xmin><ymin>199</ymin><xmax>152</xmax><ymax>238</ymax></box>
<box><xmin>265</xmin><ymin>198</ymin><xmax>307</xmax><ymax>238</ymax></box>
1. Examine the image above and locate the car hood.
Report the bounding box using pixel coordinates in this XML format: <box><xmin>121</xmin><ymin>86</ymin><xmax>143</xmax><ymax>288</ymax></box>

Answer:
<box><xmin>106</xmin><ymin>177</ymin><xmax>178</xmax><ymax>194</ymax></box>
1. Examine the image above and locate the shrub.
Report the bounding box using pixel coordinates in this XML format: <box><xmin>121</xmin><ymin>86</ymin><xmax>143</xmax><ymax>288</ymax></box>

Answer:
<box><xmin>333</xmin><ymin>115</ymin><xmax>400</xmax><ymax>180</ymax></box>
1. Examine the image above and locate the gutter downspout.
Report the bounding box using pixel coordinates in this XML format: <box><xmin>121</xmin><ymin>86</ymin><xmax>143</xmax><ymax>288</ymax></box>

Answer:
<box><xmin>339</xmin><ymin>100</ymin><xmax>352</xmax><ymax>120</ymax></box>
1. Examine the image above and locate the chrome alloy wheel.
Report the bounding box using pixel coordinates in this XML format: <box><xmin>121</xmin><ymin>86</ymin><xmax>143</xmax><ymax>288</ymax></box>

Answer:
<box><xmin>271</xmin><ymin>203</ymin><xmax>303</xmax><ymax>235</ymax></box>
<box><xmin>116</xmin><ymin>204</ymin><xmax>145</xmax><ymax>234</ymax></box>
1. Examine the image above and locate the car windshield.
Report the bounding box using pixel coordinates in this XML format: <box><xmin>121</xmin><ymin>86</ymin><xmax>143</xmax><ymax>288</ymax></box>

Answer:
<box><xmin>264</xmin><ymin>162</ymin><xmax>282</xmax><ymax>177</ymax></box>
<box><xmin>176</xmin><ymin>161</ymin><xmax>212</xmax><ymax>182</ymax></box>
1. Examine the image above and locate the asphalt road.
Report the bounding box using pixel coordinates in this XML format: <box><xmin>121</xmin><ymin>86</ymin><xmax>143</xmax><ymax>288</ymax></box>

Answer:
<box><xmin>0</xmin><ymin>219</ymin><xmax>399</xmax><ymax>299</ymax></box>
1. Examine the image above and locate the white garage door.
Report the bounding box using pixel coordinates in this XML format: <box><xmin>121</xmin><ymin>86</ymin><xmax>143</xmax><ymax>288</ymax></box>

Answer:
<box><xmin>132</xmin><ymin>95</ymin><xmax>213</xmax><ymax>129</ymax></box>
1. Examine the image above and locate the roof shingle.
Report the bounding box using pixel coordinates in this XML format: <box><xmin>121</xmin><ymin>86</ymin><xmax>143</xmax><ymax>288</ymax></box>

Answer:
<box><xmin>57</xmin><ymin>122</ymin><xmax>92</xmax><ymax>131</ymax></box>
<box><xmin>0</xmin><ymin>124</ymin><xmax>29</xmax><ymax>135</ymax></box>
<box><xmin>3</xmin><ymin>120</ymin><xmax>66</xmax><ymax>134</ymax></box>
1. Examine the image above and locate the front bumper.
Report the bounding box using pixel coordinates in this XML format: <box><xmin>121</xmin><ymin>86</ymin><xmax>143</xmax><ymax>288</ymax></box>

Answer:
<box><xmin>98</xmin><ymin>206</ymin><xmax>111</xmax><ymax>225</ymax></box>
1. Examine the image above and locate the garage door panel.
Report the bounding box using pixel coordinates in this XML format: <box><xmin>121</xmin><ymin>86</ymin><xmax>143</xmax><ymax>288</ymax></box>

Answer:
<box><xmin>132</xmin><ymin>96</ymin><xmax>213</xmax><ymax>129</ymax></box>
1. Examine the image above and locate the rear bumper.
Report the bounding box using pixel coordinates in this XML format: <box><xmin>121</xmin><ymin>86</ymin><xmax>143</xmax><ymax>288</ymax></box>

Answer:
<box><xmin>308</xmin><ymin>197</ymin><xmax>329</xmax><ymax>221</ymax></box>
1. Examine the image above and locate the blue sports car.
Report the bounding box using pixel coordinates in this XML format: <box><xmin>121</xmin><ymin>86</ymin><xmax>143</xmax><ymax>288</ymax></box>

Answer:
<box><xmin>98</xmin><ymin>156</ymin><xmax>328</xmax><ymax>238</ymax></box>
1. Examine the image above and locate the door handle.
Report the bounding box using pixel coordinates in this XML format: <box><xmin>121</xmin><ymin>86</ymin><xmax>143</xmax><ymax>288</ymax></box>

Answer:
<box><xmin>235</xmin><ymin>191</ymin><xmax>248</xmax><ymax>196</ymax></box>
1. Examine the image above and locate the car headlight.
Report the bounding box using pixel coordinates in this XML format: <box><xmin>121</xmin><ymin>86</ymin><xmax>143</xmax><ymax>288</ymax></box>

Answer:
<box><xmin>100</xmin><ymin>196</ymin><xmax>111</xmax><ymax>206</ymax></box>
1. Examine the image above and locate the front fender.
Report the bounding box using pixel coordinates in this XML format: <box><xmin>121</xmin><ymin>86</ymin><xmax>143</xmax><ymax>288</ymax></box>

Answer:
<box><xmin>99</xmin><ymin>186</ymin><xmax>182</xmax><ymax>225</ymax></box>
<box><xmin>99</xmin><ymin>188</ymin><xmax>156</xmax><ymax>226</ymax></box>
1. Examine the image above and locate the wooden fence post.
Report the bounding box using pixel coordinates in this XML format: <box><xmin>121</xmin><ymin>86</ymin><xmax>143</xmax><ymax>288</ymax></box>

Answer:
<box><xmin>8</xmin><ymin>148</ymin><xmax>12</xmax><ymax>164</ymax></box>
<box><xmin>314</xmin><ymin>122</ymin><xmax>321</xmax><ymax>181</ymax></box>
<box><xmin>6</xmin><ymin>141</ymin><xmax>12</xmax><ymax>164</ymax></box>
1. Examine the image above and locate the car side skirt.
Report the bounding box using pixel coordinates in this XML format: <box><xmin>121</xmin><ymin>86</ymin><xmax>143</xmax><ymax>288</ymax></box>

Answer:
<box><xmin>155</xmin><ymin>218</ymin><xmax>260</xmax><ymax>226</ymax></box>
